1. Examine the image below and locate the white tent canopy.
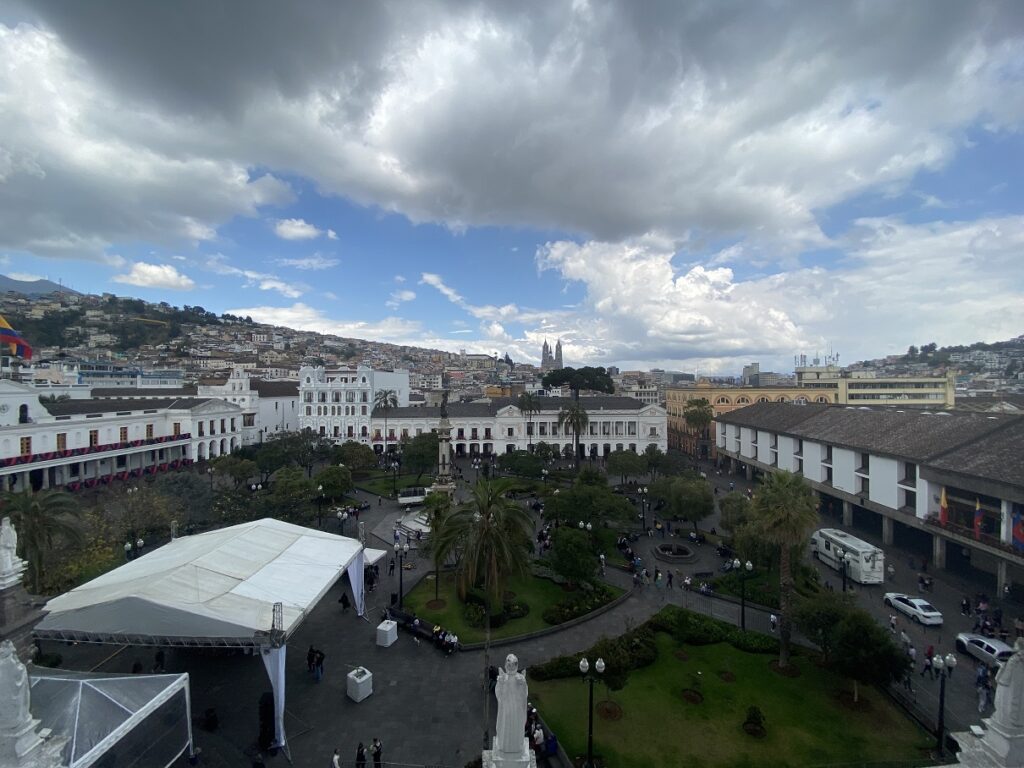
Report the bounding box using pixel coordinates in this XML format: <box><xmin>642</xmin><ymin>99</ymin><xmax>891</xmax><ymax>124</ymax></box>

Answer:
<box><xmin>35</xmin><ymin>518</ymin><xmax>385</xmax><ymax>750</ymax></box>
<box><xmin>36</xmin><ymin>518</ymin><xmax>384</xmax><ymax>645</ymax></box>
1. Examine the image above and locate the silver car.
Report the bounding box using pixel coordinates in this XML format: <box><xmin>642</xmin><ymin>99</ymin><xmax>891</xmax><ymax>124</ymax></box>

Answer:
<box><xmin>955</xmin><ymin>633</ymin><xmax>1014</xmax><ymax>669</ymax></box>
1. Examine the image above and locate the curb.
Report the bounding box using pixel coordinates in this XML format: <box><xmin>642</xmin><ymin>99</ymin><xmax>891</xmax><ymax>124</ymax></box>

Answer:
<box><xmin>459</xmin><ymin>586</ymin><xmax>635</xmax><ymax>652</ymax></box>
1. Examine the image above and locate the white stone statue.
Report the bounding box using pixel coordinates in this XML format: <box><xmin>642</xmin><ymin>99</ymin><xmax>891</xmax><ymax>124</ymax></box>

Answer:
<box><xmin>993</xmin><ymin>638</ymin><xmax>1024</xmax><ymax>731</ymax></box>
<box><xmin>0</xmin><ymin>640</ymin><xmax>31</xmax><ymax>732</ymax></box>
<box><xmin>494</xmin><ymin>653</ymin><xmax>528</xmax><ymax>754</ymax></box>
<box><xmin>0</xmin><ymin>517</ymin><xmax>18</xmax><ymax>574</ymax></box>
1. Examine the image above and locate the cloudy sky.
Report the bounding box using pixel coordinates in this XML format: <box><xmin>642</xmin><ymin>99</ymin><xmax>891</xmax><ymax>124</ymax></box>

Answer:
<box><xmin>2</xmin><ymin>1</ymin><xmax>1023</xmax><ymax>373</ymax></box>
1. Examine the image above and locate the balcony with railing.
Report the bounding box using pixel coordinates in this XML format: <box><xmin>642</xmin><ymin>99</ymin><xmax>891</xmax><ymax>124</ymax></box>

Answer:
<box><xmin>1</xmin><ymin>433</ymin><xmax>193</xmax><ymax>469</ymax></box>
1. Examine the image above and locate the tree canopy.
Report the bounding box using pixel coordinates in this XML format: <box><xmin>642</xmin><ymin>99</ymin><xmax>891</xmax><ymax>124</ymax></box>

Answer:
<box><xmin>607</xmin><ymin>449</ymin><xmax>645</xmax><ymax>484</ymax></box>
<box><xmin>402</xmin><ymin>431</ymin><xmax>439</xmax><ymax>482</ymax></box>
<box><xmin>314</xmin><ymin>465</ymin><xmax>353</xmax><ymax>499</ymax></box>
<box><xmin>548</xmin><ymin>527</ymin><xmax>598</xmax><ymax>587</ymax></box>
<box><xmin>332</xmin><ymin>441</ymin><xmax>377</xmax><ymax>473</ymax></box>
<box><xmin>541</xmin><ymin>366</ymin><xmax>615</xmax><ymax>400</ymax></box>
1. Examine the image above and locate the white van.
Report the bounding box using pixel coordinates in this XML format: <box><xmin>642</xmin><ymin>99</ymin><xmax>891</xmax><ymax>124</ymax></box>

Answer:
<box><xmin>810</xmin><ymin>528</ymin><xmax>884</xmax><ymax>585</ymax></box>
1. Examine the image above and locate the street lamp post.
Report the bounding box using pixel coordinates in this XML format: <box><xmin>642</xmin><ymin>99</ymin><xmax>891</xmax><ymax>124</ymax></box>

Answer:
<box><xmin>317</xmin><ymin>484</ymin><xmax>324</xmax><ymax>528</ymax></box>
<box><xmin>579</xmin><ymin>657</ymin><xmax>606</xmax><ymax>768</ymax></box>
<box><xmin>472</xmin><ymin>457</ymin><xmax>481</xmax><ymax>482</ymax></box>
<box><xmin>206</xmin><ymin>466</ymin><xmax>213</xmax><ymax>489</ymax></box>
<box><xmin>640</xmin><ymin>486</ymin><xmax>648</xmax><ymax>530</ymax></box>
<box><xmin>391</xmin><ymin>461</ymin><xmax>400</xmax><ymax>497</ymax></box>
<box><xmin>541</xmin><ymin>468</ymin><xmax>548</xmax><ymax>485</ymax></box>
<box><xmin>394</xmin><ymin>542</ymin><xmax>410</xmax><ymax>608</ymax></box>
<box><xmin>336</xmin><ymin>509</ymin><xmax>349</xmax><ymax>535</ymax></box>
<box><xmin>933</xmin><ymin>653</ymin><xmax>957</xmax><ymax>757</ymax></box>
<box><xmin>837</xmin><ymin>547</ymin><xmax>848</xmax><ymax>593</ymax></box>
<box><xmin>733</xmin><ymin>559</ymin><xmax>755</xmax><ymax>630</ymax></box>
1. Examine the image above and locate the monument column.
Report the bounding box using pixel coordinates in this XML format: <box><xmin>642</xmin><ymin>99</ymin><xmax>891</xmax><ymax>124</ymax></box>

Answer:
<box><xmin>430</xmin><ymin>391</ymin><xmax>456</xmax><ymax>499</ymax></box>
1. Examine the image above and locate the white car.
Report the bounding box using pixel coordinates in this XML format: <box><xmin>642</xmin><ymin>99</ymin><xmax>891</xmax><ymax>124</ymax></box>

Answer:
<box><xmin>884</xmin><ymin>592</ymin><xmax>943</xmax><ymax>626</ymax></box>
<box><xmin>956</xmin><ymin>633</ymin><xmax>1014</xmax><ymax>668</ymax></box>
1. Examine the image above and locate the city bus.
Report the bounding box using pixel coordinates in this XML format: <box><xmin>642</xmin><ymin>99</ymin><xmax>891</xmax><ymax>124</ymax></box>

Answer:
<box><xmin>810</xmin><ymin>528</ymin><xmax>885</xmax><ymax>585</ymax></box>
<box><xmin>398</xmin><ymin>486</ymin><xmax>429</xmax><ymax>507</ymax></box>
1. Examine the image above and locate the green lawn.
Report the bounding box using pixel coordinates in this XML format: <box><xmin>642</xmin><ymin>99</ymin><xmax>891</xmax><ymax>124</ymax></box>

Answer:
<box><xmin>402</xmin><ymin>571</ymin><xmax>620</xmax><ymax>644</ymax></box>
<box><xmin>531</xmin><ymin>633</ymin><xmax>932</xmax><ymax>768</ymax></box>
<box><xmin>356</xmin><ymin>471</ymin><xmax>432</xmax><ymax>497</ymax></box>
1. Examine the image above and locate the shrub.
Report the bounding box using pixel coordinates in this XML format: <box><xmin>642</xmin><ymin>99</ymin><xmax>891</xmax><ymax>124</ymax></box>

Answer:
<box><xmin>727</xmin><ymin>630</ymin><xmax>779</xmax><ymax>655</ymax></box>
<box><xmin>531</xmin><ymin>654</ymin><xmax>582</xmax><ymax>681</ymax></box>
<box><xmin>542</xmin><ymin>586</ymin><xmax>614</xmax><ymax>625</ymax></box>
<box><xmin>674</xmin><ymin>611</ymin><xmax>730</xmax><ymax>645</ymax></box>
<box><xmin>504</xmin><ymin>600</ymin><xmax>530</xmax><ymax>620</ymax></box>
<box><xmin>745</xmin><ymin>706</ymin><xmax>765</xmax><ymax>729</ymax></box>
<box><xmin>463</xmin><ymin>603</ymin><xmax>487</xmax><ymax>629</ymax></box>
<box><xmin>648</xmin><ymin>606</ymin><xmax>779</xmax><ymax>654</ymax></box>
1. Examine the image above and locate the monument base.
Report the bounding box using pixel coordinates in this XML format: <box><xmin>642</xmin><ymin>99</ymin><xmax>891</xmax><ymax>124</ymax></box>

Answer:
<box><xmin>482</xmin><ymin>737</ymin><xmax>537</xmax><ymax>768</ymax></box>
<box><xmin>0</xmin><ymin>581</ymin><xmax>44</xmax><ymax>662</ymax></box>
<box><xmin>0</xmin><ymin>717</ymin><xmax>64</xmax><ymax>768</ymax></box>
<box><xmin>429</xmin><ymin>481</ymin><xmax>456</xmax><ymax>498</ymax></box>
<box><xmin>951</xmin><ymin>718</ymin><xmax>1024</xmax><ymax>767</ymax></box>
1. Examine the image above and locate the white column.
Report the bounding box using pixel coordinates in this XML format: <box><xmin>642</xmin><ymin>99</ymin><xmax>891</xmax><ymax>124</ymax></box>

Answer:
<box><xmin>1003</xmin><ymin>500</ymin><xmax>1013</xmax><ymax>544</ymax></box>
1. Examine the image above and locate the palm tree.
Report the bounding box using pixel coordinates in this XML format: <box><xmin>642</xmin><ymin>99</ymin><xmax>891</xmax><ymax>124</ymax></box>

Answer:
<box><xmin>516</xmin><ymin>392</ymin><xmax>541</xmax><ymax>449</ymax></box>
<box><xmin>433</xmin><ymin>479</ymin><xmax>533</xmax><ymax>749</ymax></box>
<box><xmin>423</xmin><ymin>490</ymin><xmax>453</xmax><ymax>603</ymax></box>
<box><xmin>751</xmin><ymin>471</ymin><xmax>819</xmax><ymax>669</ymax></box>
<box><xmin>3</xmin><ymin>490</ymin><xmax>81</xmax><ymax>592</ymax></box>
<box><xmin>373</xmin><ymin>388</ymin><xmax>398</xmax><ymax>456</ymax></box>
<box><xmin>557</xmin><ymin>403</ymin><xmax>589</xmax><ymax>464</ymax></box>
<box><xmin>683</xmin><ymin>398</ymin><xmax>715</xmax><ymax>458</ymax></box>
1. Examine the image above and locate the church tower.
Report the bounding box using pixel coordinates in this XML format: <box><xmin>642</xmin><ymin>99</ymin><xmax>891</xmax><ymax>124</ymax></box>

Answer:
<box><xmin>541</xmin><ymin>340</ymin><xmax>551</xmax><ymax>371</ymax></box>
<box><xmin>554</xmin><ymin>339</ymin><xmax>563</xmax><ymax>369</ymax></box>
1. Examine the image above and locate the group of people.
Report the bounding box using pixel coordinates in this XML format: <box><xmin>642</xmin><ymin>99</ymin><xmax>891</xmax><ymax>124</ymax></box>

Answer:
<box><xmin>964</xmin><ymin>593</ymin><xmax>1012</xmax><ymax>642</ymax></box>
<box><xmin>431</xmin><ymin>624</ymin><xmax>460</xmax><ymax>655</ymax></box>
<box><xmin>525</xmin><ymin>701</ymin><xmax>557</xmax><ymax>761</ymax></box>
<box><xmin>306</xmin><ymin>645</ymin><xmax>326</xmax><ymax>683</ymax></box>
<box><xmin>535</xmin><ymin>523</ymin><xmax>556</xmax><ymax>556</ymax></box>
<box><xmin>332</xmin><ymin>737</ymin><xmax>382</xmax><ymax>768</ymax></box>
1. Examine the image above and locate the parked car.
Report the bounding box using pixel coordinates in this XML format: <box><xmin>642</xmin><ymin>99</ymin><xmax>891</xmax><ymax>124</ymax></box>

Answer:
<box><xmin>955</xmin><ymin>633</ymin><xmax>1014</xmax><ymax>668</ymax></box>
<box><xmin>884</xmin><ymin>592</ymin><xmax>943</xmax><ymax>626</ymax></box>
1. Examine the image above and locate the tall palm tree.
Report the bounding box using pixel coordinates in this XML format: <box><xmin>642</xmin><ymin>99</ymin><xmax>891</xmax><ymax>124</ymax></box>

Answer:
<box><xmin>2</xmin><ymin>490</ymin><xmax>81</xmax><ymax>592</ymax></box>
<box><xmin>683</xmin><ymin>398</ymin><xmax>715</xmax><ymax>458</ymax></box>
<box><xmin>557</xmin><ymin>403</ymin><xmax>589</xmax><ymax>464</ymax></box>
<box><xmin>751</xmin><ymin>471</ymin><xmax>819</xmax><ymax>669</ymax></box>
<box><xmin>423</xmin><ymin>490</ymin><xmax>453</xmax><ymax>603</ymax></box>
<box><xmin>373</xmin><ymin>388</ymin><xmax>398</xmax><ymax>456</ymax></box>
<box><xmin>516</xmin><ymin>392</ymin><xmax>541</xmax><ymax>449</ymax></box>
<box><xmin>433</xmin><ymin>479</ymin><xmax>533</xmax><ymax>749</ymax></box>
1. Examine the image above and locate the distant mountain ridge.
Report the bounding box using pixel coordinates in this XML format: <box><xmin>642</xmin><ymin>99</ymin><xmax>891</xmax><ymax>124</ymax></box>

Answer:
<box><xmin>0</xmin><ymin>274</ymin><xmax>79</xmax><ymax>296</ymax></box>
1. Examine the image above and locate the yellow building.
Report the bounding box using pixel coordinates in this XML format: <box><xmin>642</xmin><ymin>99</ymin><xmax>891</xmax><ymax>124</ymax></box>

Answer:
<box><xmin>667</xmin><ymin>369</ymin><xmax>954</xmax><ymax>457</ymax></box>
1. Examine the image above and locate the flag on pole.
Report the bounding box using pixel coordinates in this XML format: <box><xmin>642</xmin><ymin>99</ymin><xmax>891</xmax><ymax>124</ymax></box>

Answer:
<box><xmin>974</xmin><ymin>498</ymin><xmax>983</xmax><ymax>540</ymax></box>
<box><xmin>939</xmin><ymin>487</ymin><xmax>948</xmax><ymax>526</ymax></box>
<box><xmin>0</xmin><ymin>314</ymin><xmax>32</xmax><ymax>360</ymax></box>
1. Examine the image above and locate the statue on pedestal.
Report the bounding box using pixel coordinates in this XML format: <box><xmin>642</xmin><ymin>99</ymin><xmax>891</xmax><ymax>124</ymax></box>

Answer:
<box><xmin>439</xmin><ymin>391</ymin><xmax>449</xmax><ymax>420</ymax></box>
<box><xmin>992</xmin><ymin>638</ymin><xmax>1024</xmax><ymax>731</ymax></box>
<box><xmin>0</xmin><ymin>517</ymin><xmax>19</xmax><ymax>575</ymax></box>
<box><xmin>494</xmin><ymin>654</ymin><xmax>528</xmax><ymax>754</ymax></box>
<box><xmin>0</xmin><ymin>639</ymin><xmax>31</xmax><ymax>732</ymax></box>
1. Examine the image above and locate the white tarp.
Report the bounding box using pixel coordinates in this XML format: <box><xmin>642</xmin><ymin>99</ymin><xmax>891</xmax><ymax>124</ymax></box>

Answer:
<box><xmin>37</xmin><ymin>518</ymin><xmax>375</xmax><ymax>643</ymax></box>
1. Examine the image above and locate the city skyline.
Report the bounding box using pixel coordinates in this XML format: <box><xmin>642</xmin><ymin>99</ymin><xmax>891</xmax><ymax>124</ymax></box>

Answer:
<box><xmin>1</xmin><ymin>2</ymin><xmax>1023</xmax><ymax>373</ymax></box>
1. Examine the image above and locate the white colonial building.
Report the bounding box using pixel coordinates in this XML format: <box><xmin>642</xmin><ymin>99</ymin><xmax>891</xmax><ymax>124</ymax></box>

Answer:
<box><xmin>298</xmin><ymin>365</ymin><xmax>410</xmax><ymax>444</ymax></box>
<box><xmin>373</xmin><ymin>396</ymin><xmax>667</xmax><ymax>457</ymax></box>
<box><xmin>0</xmin><ymin>379</ymin><xmax>242</xmax><ymax>493</ymax></box>
<box><xmin>715</xmin><ymin>402</ymin><xmax>1024</xmax><ymax>594</ymax></box>
<box><xmin>197</xmin><ymin>369</ymin><xmax>300</xmax><ymax>446</ymax></box>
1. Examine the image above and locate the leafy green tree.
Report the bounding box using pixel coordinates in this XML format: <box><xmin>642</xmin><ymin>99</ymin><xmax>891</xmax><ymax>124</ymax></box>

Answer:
<box><xmin>517</xmin><ymin>392</ymin><xmax>541</xmax><ymax>448</ymax></box>
<box><xmin>557</xmin><ymin>403</ymin><xmax>589</xmax><ymax>463</ymax></box>
<box><xmin>719</xmin><ymin>492</ymin><xmax>752</xmax><ymax>533</ymax></box>
<box><xmin>793</xmin><ymin>592</ymin><xmax>856</xmax><ymax>664</ymax></box>
<box><xmin>154</xmin><ymin>471</ymin><xmax>213</xmax><ymax>530</ymax></box>
<box><xmin>255</xmin><ymin>440</ymin><xmax>290</xmax><ymax>483</ymax></box>
<box><xmin>497</xmin><ymin>450</ymin><xmax>543</xmax><ymax>478</ymax></box>
<box><xmin>541</xmin><ymin>366</ymin><xmax>615</xmax><ymax>401</ymax></box>
<box><xmin>314</xmin><ymin>465</ymin><xmax>353</xmax><ymax>500</ymax></box>
<box><xmin>211</xmin><ymin>455</ymin><xmax>258</xmax><ymax>489</ymax></box>
<box><xmin>533</xmin><ymin>441</ymin><xmax>554</xmax><ymax>462</ymax></box>
<box><xmin>433</xmin><ymin>480</ymin><xmax>533</xmax><ymax>746</ymax></box>
<box><xmin>607</xmin><ymin>449</ymin><xmax>645</xmax><ymax>484</ymax></box>
<box><xmin>751</xmin><ymin>470</ymin><xmax>819</xmax><ymax>669</ymax></box>
<box><xmin>549</xmin><ymin>527</ymin><xmax>597</xmax><ymax>587</ymax></box>
<box><xmin>831</xmin><ymin>610</ymin><xmax>910</xmax><ymax>702</ymax></box>
<box><xmin>402</xmin><ymin>431</ymin><xmax>439</xmax><ymax>482</ymax></box>
<box><xmin>668</xmin><ymin>476</ymin><xmax>715</xmax><ymax>534</ymax></box>
<box><xmin>575</xmin><ymin>467</ymin><xmax>607</xmax><ymax>487</ymax></box>
<box><xmin>272</xmin><ymin>430</ymin><xmax>332</xmax><ymax>478</ymax></box>
<box><xmin>3</xmin><ymin>491</ymin><xmax>82</xmax><ymax>592</ymax></box>
<box><xmin>271</xmin><ymin>466</ymin><xmax>314</xmax><ymax>519</ymax></box>
<box><xmin>332</xmin><ymin>441</ymin><xmax>377</xmax><ymax>473</ymax></box>
<box><xmin>683</xmin><ymin>398</ymin><xmax>715</xmax><ymax>456</ymax></box>
<box><xmin>423</xmin><ymin>491</ymin><xmax>453</xmax><ymax>602</ymax></box>
<box><xmin>544</xmin><ymin>484</ymin><xmax>632</xmax><ymax>529</ymax></box>
<box><xmin>643</xmin><ymin>444</ymin><xmax>665</xmax><ymax>479</ymax></box>
<box><xmin>374</xmin><ymin>389</ymin><xmax>399</xmax><ymax>454</ymax></box>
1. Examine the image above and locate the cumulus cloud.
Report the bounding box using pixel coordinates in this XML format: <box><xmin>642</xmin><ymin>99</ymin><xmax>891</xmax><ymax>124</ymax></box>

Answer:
<box><xmin>205</xmin><ymin>254</ymin><xmax>303</xmax><ymax>298</ymax></box>
<box><xmin>385</xmin><ymin>289</ymin><xmax>416</xmax><ymax>309</ymax></box>
<box><xmin>113</xmin><ymin>262</ymin><xmax>195</xmax><ymax>290</ymax></box>
<box><xmin>276</xmin><ymin>254</ymin><xmax>339</xmax><ymax>270</ymax></box>
<box><xmin>273</xmin><ymin>218</ymin><xmax>329</xmax><ymax>240</ymax></box>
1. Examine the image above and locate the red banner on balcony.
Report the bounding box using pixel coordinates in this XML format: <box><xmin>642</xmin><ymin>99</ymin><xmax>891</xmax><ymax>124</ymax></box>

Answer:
<box><xmin>939</xmin><ymin>487</ymin><xmax>948</xmax><ymax>526</ymax></box>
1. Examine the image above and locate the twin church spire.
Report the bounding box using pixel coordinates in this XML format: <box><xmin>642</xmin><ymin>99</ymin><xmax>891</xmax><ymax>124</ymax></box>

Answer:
<box><xmin>540</xmin><ymin>339</ymin><xmax>563</xmax><ymax>372</ymax></box>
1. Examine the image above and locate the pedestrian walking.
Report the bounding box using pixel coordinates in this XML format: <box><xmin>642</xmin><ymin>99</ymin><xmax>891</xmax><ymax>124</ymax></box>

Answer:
<box><xmin>900</xmin><ymin>630</ymin><xmax>911</xmax><ymax>648</ymax></box>
<box><xmin>889</xmin><ymin>614</ymin><xmax>898</xmax><ymax>634</ymax></box>
<box><xmin>962</xmin><ymin>597</ymin><xmax>972</xmax><ymax>616</ymax></box>
<box><xmin>887</xmin><ymin>564</ymin><xmax>895</xmax><ymax>582</ymax></box>
<box><xmin>388</xmin><ymin>558</ymin><xmax>395</xmax><ymax>576</ymax></box>
<box><xmin>769</xmin><ymin>614</ymin><xmax>778</xmax><ymax>632</ymax></box>
<box><xmin>907</xmin><ymin>645</ymin><xmax>917</xmax><ymax>666</ymax></box>
<box><xmin>667</xmin><ymin>571</ymin><xmax>674</xmax><ymax>589</ymax></box>
<box><xmin>371</xmin><ymin>737</ymin><xmax>383</xmax><ymax>768</ymax></box>
<box><xmin>314</xmin><ymin>649</ymin><xmax>325</xmax><ymax>682</ymax></box>
<box><xmin>338</xmin><ymin>593</ymin><xmax>351</xmax><ymax>613</ymax></box>
<box><xmin>306</xmin><ymin>645</ymin><xmax>316</xmax><ymax>674</ymax></box>
<box><xmin>355</xmin><ymin>742</ymin><xmax>367</xmax><ymax>768</ymax></box>
<box><xmin>920</xmin><ymin>655</ymin><xmax>933</xmax><ymax>679</ymax></box>
<box><xmin>332</xmin><ymin>748</ymin><xmax>341</xmax><ymax>768</ymax></box>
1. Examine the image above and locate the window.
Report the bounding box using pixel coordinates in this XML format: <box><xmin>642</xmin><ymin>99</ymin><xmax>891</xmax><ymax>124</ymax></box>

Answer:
<box><xmin>823</xmin><ymin>445</ymin><xmax>832</xmax><ymax>463</ymax></box>
<box><xmin>120</xmin><ymin>426</ymin><xmax>128</xmax><ymax>442</ymax></box>
<box><xmin>318</xmin><ymin>392</ymin><xmax>327</xmax><ymax>403</ymax></box>
<box><xmin>146</xmin><ymin>424</ymin><xmax>154</xmax><ymax>439</ymax></box>
<box><xmin>56</xmin><ymin>433</ymin><xmax>67</xmax><ymax>451</ymax></box>
<box><xmin>716</xmin><ymin>396</ymin><xmax>730</xmax><ymax>405</ymax></box>
<box><xmin>304</xmin><ymin>392</ymin><xmax>313</xmax><ymax>403</ymax></box>
<box><xmin>857</xmin><ymin>452</ymin><xmax>870</xmax><ymax>473</ymax></box>
<box><xmin>507</xmin><ymin>427</ymin><xmax>514</xmax><ymax>437</ymax></box>
<box><xmin>484</xmin><ymin>428</ymin><xmax>492</xmax><ymax>439</ymax></box>
<box><xmin>242</xmin><ymin>414</ymin><xmax>255</xmax><ymax>427</ymax></box>
<box><xmin>306</xmin><ymin>406</ymin><xmax>312</xmax><ymax>416</ymax></box>
<box><xmin>198</xmin><ymin>422</ymin><xmax>205</xmax><ymax>437</ymax></box>
<box><xmin>361</xmin><ymin>406</ymin><xmax>367</xmax><ymax>416</ymax></box>
<box><xmin>824</xmin><ymin>466</ymin><xmax>833</xmax><ymax>484</ymax></box>
<box><xmin>220</xmin><ymin>419</ymin><xmax>226</xmax><ymax>433</ymax></box>
<box><xmin>89</xmin><ymin>429</ymin><xmax>99</xmax><ymax>447</ymax></box>
<box><xmin>19</xmin><ymin>436</ymin><xmax>31</xmax><ymax>456</ymax></box>
<box><xmin>794</xmin><ymin>439</ymin><xmax>803</xmax><ymax>456</ymax></box>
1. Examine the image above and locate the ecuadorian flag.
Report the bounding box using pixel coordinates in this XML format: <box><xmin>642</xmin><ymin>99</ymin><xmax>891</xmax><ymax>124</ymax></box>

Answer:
<box><xmin>0</xmin><ymin>314</ymin><xmax>32</xmax><ymax>360</ymax></box>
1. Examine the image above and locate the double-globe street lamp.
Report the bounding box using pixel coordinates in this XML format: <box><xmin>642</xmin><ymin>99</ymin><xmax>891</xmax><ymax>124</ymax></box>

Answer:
<box><xmin>541</xmin><ymin>468</ymin><xmax>549</xmax><ymax>485</ymax></box>
<box><xmin>124</xmin><ymin>536</ymin><xmax>145</xmax><ymax>561</ymax></box>
<box><xmin>391</xmin><ymin>461</ymin><xmax>400</xmax><ymax>497</ymax></box>
<box><xmin>317</xmin><ymin>484</ymin><xmax>324</xmax><ymax>528</ymax></box>
<box><xmin>732</xmin><ymin>559</ymin><xmax>755</xmax><ymax>630</ymax></box>
<box><xmin>579</xmin><ymin>656</ymin><xmax>606</xmax><ymax>768</ymax></box>
<box><xmin>336</xmin><ymin>508</ymin><xmax>349</xmax><ymax>535</ymax></box>
<box><xmin>836</xmin><ymin>546</ymin><xmax>850</xmax><ymax>593</ymax></box>
<box><xmin>472</xmin><ymin>457</ymin><xmax>482</xmax><ymax>482</ymax></box>
<box><xmin>639</xmin><ymin>486</ymin><xmax>648</xmax><ymax>530</ymax></box>
<box><xmin>394</xmin><ymin>542</ymin><xmax>410</xmax><ymax>608</ymax></box>
<box><xmin>933</xmin><ymin>652</ymin><xmax>958</xmax><ymax>757</ymax></box>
